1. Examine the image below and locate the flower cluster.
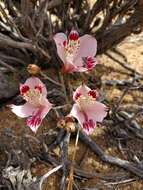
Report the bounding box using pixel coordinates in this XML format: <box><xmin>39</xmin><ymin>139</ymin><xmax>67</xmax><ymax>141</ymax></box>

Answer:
<box><xmin>10</xmin><ymin>30</ymin><xmax>107</xmax><ymax>135</ymax></box>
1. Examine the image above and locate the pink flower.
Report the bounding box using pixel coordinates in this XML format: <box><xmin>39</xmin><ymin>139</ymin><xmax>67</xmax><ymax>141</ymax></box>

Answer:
<box><xmin>69</xmin><ymin>84</ymin><xmax>107</xmax><ymax>135</ymax></box>
<box><xmin>54</xmin><ymin>30</ymin><xmax>97</xmax><ymax>73</ymax></box>
<box><xmin>10</xmin><ymin>77</ymin><xmax>52</xmax><ymax>133</ymax></box>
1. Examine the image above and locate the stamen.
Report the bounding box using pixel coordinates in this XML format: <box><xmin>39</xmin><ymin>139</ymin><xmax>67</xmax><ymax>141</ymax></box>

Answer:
<box><xmin>76</xmin><ymin>94</ymin><xmax>96</xmax><ymax>111</ymax></box>
<box><xmin>22</xmin><ymin>86</ymin><xmax>43</xmax><ymax>106</ymax></box>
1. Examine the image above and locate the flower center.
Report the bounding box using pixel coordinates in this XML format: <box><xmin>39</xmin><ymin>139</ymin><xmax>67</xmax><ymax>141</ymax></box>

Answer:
<box><xmin>63</xmin><ymin>31</ymin><xmax>80</xmax><ymax>63</ymax></box>
<box><xmin>20</xmin><ymin>85</ymin><xmax>43</xmax><ymax>106</ymax></box>
<box><xmin>76</xmin><ymin>92</ymin><xmax>96</xmax><ymax>111</ymax></box>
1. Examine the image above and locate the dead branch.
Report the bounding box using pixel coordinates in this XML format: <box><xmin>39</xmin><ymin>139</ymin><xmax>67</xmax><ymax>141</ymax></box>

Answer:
<box><xmin>79</xmin><ymin>131</ymin><xmax>143</xmax><ymax>179</ymax></box>
<box><xmin>60</xmin><ymin>132</ymin><xmax>70</xmax><ymax>190</ymax></box>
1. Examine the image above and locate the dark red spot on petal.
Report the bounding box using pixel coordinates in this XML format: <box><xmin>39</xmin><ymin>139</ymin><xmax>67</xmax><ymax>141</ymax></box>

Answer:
<box><xmin>87</xmin><ymin>57</ymin><xmax>93</xmax><ymax>62</ymax></box>
<box><xmin>35</xmin><ymin>85</ymin><xmax>42</xmax><ymax>93</ymax></box>
<box><xmin>63</xmin><ymin>40</ymin><xmax>67</xmax><ymax>46</ymax></box>
<box><xmin>88</xmin><ymin>90</ymin><xmax>96</xmax><ymax>98</ymax></box>
<box><xmin>86</xmin><ymin>57</ymin><xmax>94</xmax><ymax>70</ymax></box>
<box><xmin>27</xmin><ymin>110</ymin><xmax>42</xmax><ymax>130</ymax></box>
<box><xmin>83</xmin><ymin>119</ymin><xmax>95</xmax><ymax>133</ymax></box>
<box><xmin>69</xmin><ymin>31</ymin><xmax>79</xmax><ymax>41</ymax></box>
<box><xmin>74</xmin><ymin>92</ymin><xmax>81</xmax><ymax>100</ymax></box>
<box><xmin>27</xmin><ymin>116</ymin><xmax>42</xmax><ymax>129</ymax></box>
<box><xmin>20</xmin><ymin>85</ymin><xmax>29</xmax><ymax>95</ymax></box>
<box><xmin>88</xmin><ymin>119</ymin><xmax>95</xmax><ymax>128</ymax></box>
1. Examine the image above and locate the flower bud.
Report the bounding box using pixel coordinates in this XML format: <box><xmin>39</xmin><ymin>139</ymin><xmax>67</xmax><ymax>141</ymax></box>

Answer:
<box><xmin>27</xmin><ymin>64</ymin><xmax>41</xmax><ymax>75</ymax></box>
<box><xmin>66</xmin><ymin>120</ymin><xmax>76</xmax><ymax>132</ymax></box>
<box><xmin>57</xmin><ymin>117</ymin><xmax>76</xmax><ymax>132</ymax></box>
<box><xmin>57</xmin><ymin>118</ymin><xmax>66</xmax><ymax>129</ymax></box>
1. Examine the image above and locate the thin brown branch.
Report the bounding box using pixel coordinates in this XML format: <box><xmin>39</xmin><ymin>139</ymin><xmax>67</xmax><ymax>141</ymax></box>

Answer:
<box><xmin>79</xmin><ymin>131</ymin><xmax>143</xmax><ymax>179</ymax></box>
<box><xmin>0</xmin><ymin>59</ymin><xmax>17</xmax><ymax>72</ymax></box>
